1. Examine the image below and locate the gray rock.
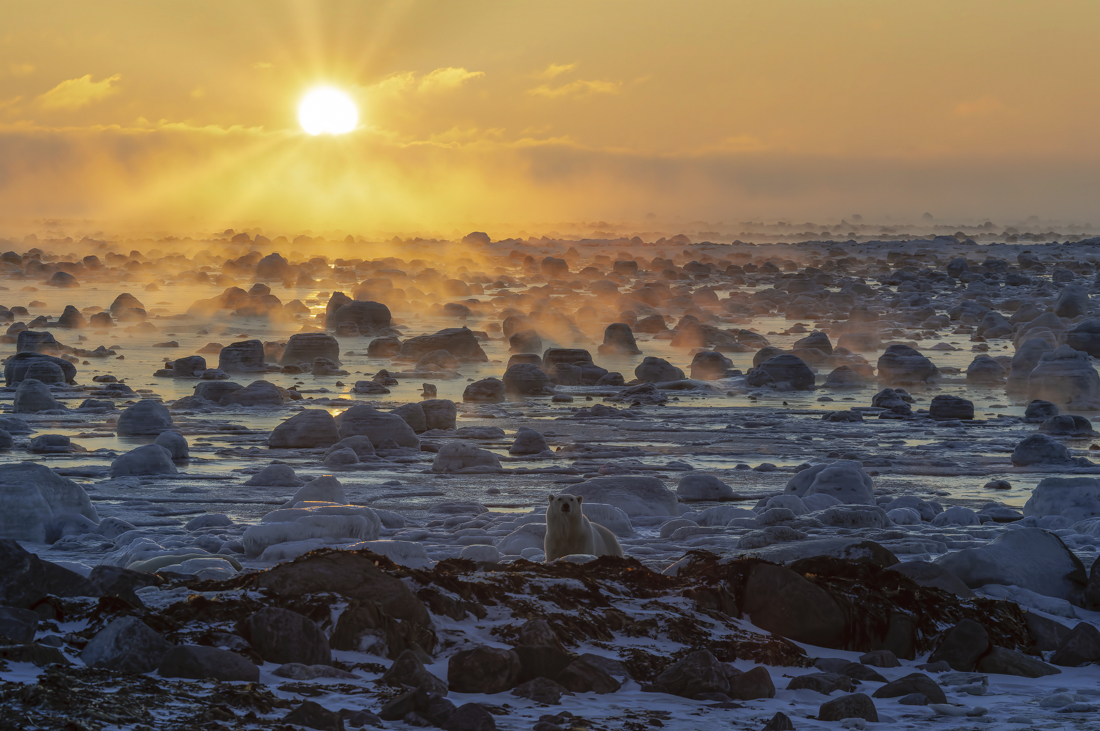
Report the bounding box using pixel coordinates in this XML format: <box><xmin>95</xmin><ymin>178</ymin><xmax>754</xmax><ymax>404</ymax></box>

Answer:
<box><xmin>154</xmin><ymin>431</ymin><xmax>188</xmax><ymax>460</ymax></box>
<box><xmin>676</xmin><ymin>473</ymin><xmax>734</xmax><ymax>501</ymax></box>
<box><xmin>421</xmin><ymin>399</ymin><xmax>458</xmax><ymax>430</ymax></box>
<box><xmin>463</xmin><ymin>378</ymin><xmax>506</xmax><ymax>403</ymax></box>
<box><xmin>158</xmin><ymin>645</ymin><xmax>260</xmax><ymax>681</ymax></box>
<box><xmin>336</xmin><ymin>405</ymin><xmax>420</xmax><ymax>448</ymax></box>
<box><xmin>447</xmin><ymin>646</ymin><xmax>520</xmax><ymax>694</ymax></box>
<box><xmin>81</xmin><ymin>616</ymin><xmax>172</xmax><ymax>674</ymax></box>
<box><xmin>117</xmin><ymin>400</ymin><xmax>173</xmax><ymax>436</ymax></box>
<box><xmin>217</xmin><ymin>339</ymin><xmax>266</xmax><ymax>373</ymax></box>
<box><xmin>872</xmin><ymin>673</ymin><xmax>946</xmax><ymax>703</ymax></box>
<box><xmin>877</xmin><ymin>344</ymin><xmax>938</xmax><ymax>385</ymax></box>
<box><xmin>509</xmin><ymin>427</ymin><xmax>550</xmax><ymax>455</ymax></box>
<box><xmin>817</xmin><ymin>693</ymin><xmax>878</xmax><ymax>722</ymax></box>
<box><xmin>13</xmin><ymin>379</ymin><xmax>61</xmax><ymax>413</ymax></box>
<box><xmin>240</xmin><ymin>607</ymin><xmax>331</xmax><ymax>666</ymax></box>
<box><xmin>502</xmin><ymin>364</ymin><xmax>553</xmax><ymax>396</ymax></box>
<box><xmin>635</xmin><ymin>356</ymin><xmax>684</xmax><ymax>383</ymax></box>
<box><xmin>432</xmin><ymin>443</ymin><xmax>502</xmax><ymax>473</ymax></box>
<box><xmin>976</xmin><ymin>646</ymin><xmax>1059</xmax><ymax>677</ymax></box>
<box><xmin>220</xmin><ymin>380</ymin><xmax>288</xmax><ymax>407</ymax></box>
<box><xmin>269</xmin><ymin>409</ymin><xmax>341</xmax><ymax>448</ymax></box>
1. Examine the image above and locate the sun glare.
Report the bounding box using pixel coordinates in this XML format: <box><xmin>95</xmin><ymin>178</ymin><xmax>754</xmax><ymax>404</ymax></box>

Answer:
<box><xmin>298</xmin><ymin>87</ymin><xmax>358</xmax><ymax>135</ymax></box>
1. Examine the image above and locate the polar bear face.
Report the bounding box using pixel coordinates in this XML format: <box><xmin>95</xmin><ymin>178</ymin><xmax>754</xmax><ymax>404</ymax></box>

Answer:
<box><xmin>547</xmin><ymin>493</ymin><xmax>583</xmax><ymax>517</ymax></box>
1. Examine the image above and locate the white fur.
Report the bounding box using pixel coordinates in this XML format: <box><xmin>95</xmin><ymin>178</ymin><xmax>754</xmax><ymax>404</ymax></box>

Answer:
<box><xmin>544</xmin><ymin>494</ymin><xmax>625</xmax><ymax>561</ymax></box>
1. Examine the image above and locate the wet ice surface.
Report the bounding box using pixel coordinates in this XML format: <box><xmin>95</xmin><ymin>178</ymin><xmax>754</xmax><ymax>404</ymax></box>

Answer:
<box><xmin>7</xmin><ymin>236</ymin><xmax>1100</xmax><ymax>729</ymax></box>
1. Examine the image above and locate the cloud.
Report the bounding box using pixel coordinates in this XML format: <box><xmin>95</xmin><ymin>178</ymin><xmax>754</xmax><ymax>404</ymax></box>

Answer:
<box><xmin>417</xmin><ymin>67</ymin><xmax>484</xmax><ymax>92</ymax></box>
<box><xmin>527</xmin><ymin>79</ymin><xmax>621</xmax><ymax>98</ymax></box>
<box><xmin>537</xmin><ymin>63</ymin><xmax>576</xmax><ymax>79</ymax></box>
<box><xmin>954</xmin><ymin>95</ymin><xmax>1005</xmax><ymax>117</ymax></box>
<box><xmin>37</xmin><ymin>74</ymin><xmax>121</xmax><ymax>110</ymax></box>
<box><xmin>8</xmin><ymin>64</ymin><xmax>34</xmax><ymax>77</ymax></box>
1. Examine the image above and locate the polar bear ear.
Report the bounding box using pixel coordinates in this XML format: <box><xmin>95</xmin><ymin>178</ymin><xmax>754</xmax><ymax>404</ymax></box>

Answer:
<box><xmin>576</xmin><ymin>495</ymin><xmax>584</xmax><ymax>505</ymax></box>
<box><xmin>548</xmin><ymin>494</ymin><xmax>555</xmax><ymax>502</ymax></box>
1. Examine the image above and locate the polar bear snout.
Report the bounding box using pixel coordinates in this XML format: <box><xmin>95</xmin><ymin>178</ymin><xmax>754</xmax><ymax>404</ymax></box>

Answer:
<box><xmin>560</xmin><ymin>502</ymin><xmax>571</xmax><ymax>513</ymax></box>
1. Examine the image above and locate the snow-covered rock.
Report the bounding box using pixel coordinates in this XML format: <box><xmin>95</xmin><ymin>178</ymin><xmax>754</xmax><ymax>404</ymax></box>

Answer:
<box><xmin>785</xmin><ymin>461</ymin><xmax>875</xmax><ymax>505</ymax></box>
<box><xmin>1025</xmin><ymin>477</ymin><xmax>1100</xmax><ymax>522</ymax></box>
<box><xmin>110</xmin><ymin>444</ymin><xmax>178</xmax><ymax>478</ymax></box>
<box><xmin>431</xmin><ymin>442</ymin><xmax>502</xmax><ymax>473</ymax></box>
<box><xmin>676</xmin><ymin>474</ymin><xmax>735</xmax><ymax>501</ymax></box>
<box><xmin>563</xmin><ymin>476</ymin><xmax>684</xmax><ymax>517</ymax></box>
<box><xmin>0</xmin><ymin>462</ymin><xmax>99</xmax><ymax>543</ymax></box>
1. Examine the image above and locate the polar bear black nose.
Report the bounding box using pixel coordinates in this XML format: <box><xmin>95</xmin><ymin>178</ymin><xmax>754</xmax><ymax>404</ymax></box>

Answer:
<box><xmin>561</xmin><ymin>503</ymin><xmax>570</xmax><ymax>512</ymax></box>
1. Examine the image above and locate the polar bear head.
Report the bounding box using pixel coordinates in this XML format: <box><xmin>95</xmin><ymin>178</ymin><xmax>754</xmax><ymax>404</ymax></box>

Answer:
<box><xmin>547</xmin><ymin>493</ymin><xmax>583</xmax><ymax>518</ymax></box>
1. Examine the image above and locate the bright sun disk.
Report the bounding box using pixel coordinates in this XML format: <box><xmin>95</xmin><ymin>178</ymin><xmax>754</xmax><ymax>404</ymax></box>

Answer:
<box><xmin>298</xmin><ymin>87</ymin><xmax>358</xmax><ymax>135</ymax></box>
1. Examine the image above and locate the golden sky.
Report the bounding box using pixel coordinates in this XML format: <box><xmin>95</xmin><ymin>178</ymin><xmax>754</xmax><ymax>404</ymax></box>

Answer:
<box><xmin>2</xmin><ymin>0</ymin><xmax>1100</xmax><ymax>235</ymax></box>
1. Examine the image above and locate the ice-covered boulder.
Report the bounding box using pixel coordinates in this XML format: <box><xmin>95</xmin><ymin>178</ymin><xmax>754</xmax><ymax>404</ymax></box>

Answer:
<box><xmin>1054</xmin><ymin>283</ymin><xmax>1091</xmax><ymax>318</ymax></box>
<box><xmin>695</xmin><ymin>505</ymin><xmax>756</xmax><ymax>526</ymax></box>
<box><xmin>1006</xmin><ymin>338</ymin><xmax>1055</xmax><ymax>392</ymax></box>
<box><xmin>282</xmin><ymin>476</ymin><xmax>347</xmax><ymax>507</ymax></box>
<box><xmin>421</xmin><ymin>399</ymin><xmax>457</xmax><ymax>430</ymax></box>
<box><xmin>509</xmin><ymin>427</ymin><xmax>550</xmax><ymax>455</ymax></box>
<box><xmin>0</xmin><ymin>462</ymin><xmax>98</xmax><ymax>543</ymax></box>
<box><xmin>335</xmin><ymin>405</ymin><xmax>419</xmax><ymax>448</ymax></box>
<box><xmin>243</xmin><ymin>504</ymin><xmax>381</xmax><ymax>558</ymax></box>
<box><xmin>111</xmin><ymin>444</ymin><xmax>178</xmax><ymax>478</ymax></box>
<box><xmin>1027</xmin><ymin>345</ymin><xmax>1100</xmax><ymax>408</ymax></box>
<box><xmin>154</xmin><ymin>431</ymin><xmax>189</xmax><ymax>460</ymax></box>
<box><xmin>269</xmin><ymin>409</ymin><xmax>340</xmax><ymax>448</ymax></box>
<box><xmin>1039</xmin><ymin>414</ymin><xmax>1097</xmax><ymax>438</ymax></box>
<box><xmin>676</xmin><ymin>474</ymin><xmax>735</xmax><ymax>501</ymax></box>
<box><xmin>823</xmin><ymin>366</ymin><xmax>865</xmax><ymax>389</ymax></box>
<box><xmin>117</xmin><ymin>400</ymin><xmax>173</xmax><ymax>436</ymax></box>
<box><xmin>877</xmin><ymin>344</ymin><xmax>938</xmax><ymax>385</ymax></box>
<box><xmin>1011</xmin><ymin>433</ymin><xmax>1090</xmax><ymax>467</ymax></box>
<box><xmin>1065</xmin><ymin>318</ymin><xmax>1100</xmax><ymax>357</ymax></box>
<box><xmin>562</xmin><ymin>475</ymin><xmax>683</xmax><ymax>517</ymax></box>
<box><xmin>1025</xmin><ymin>477</ymin><xmax>1100</xmax><ymax>522</ymax></box>
<box><xmin>935</xmin><ymin>528</ymin><xmax>1087</xmax><ymax>604</ymax></box>
<box><xmin>245</xmin><ymin>463</ymin><xmax>305</xmax><ymax>487</ymax></box>
<box><xmin>220</xmin><ymin>380</ymin><xmax>288</xmax><ymax>407</ymax></box>
<box><xmin>784</xmin><ymin>461</ymin><xmax>875</xmax><ymax>505</ymax></box>
<box><xmin>930</xmin><ymin>506</ymin><xmax>981</xmax><ymax>527</ymax></box>
<box><xmin>965</xmin><ymin>355</ymin><xmax>1007</xmax><ymax>385</ymax></box>
<box><xmin>323</xmin><ymin>436</ymin><xmax>375</xmax><ymax>460</ymax></box>
<box><xmin>13</xmin><ymin>378</ymin><xmax>61</xmax><ymax>412</ymax></box>
<box><xmin>5</xmin><ymin>352</ymin><xmax>76</xmax><ymax>385</ymax></box>
<box><xmin>431</xmin><ymin>443</ymin><xmax>502</xmax><ymax>473</ymax></box>
<box><xmin>350</xmin><ymin>540</ymin><xmax>432</xmax><ymax>569</ymax></box>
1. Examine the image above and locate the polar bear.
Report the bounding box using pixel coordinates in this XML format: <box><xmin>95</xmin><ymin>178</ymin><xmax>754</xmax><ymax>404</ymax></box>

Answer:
<box><xmin>544</xmin><ymin>494</ymin><xmax>624</xmax><ymax>561</ymax></box>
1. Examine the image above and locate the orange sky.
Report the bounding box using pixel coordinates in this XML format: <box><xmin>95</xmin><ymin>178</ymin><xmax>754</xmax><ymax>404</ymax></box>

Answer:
<box><xmin>2</xmin><ymin>0</ymin><xmax>1100</xmax><ymax>235</ymax></box>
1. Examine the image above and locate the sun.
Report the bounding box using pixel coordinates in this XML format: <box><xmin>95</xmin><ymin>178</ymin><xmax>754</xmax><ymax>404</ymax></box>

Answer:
<box><xmin>298</xmin><ymin>87</ymin><xmax>359</xmax><ymax>135</ymax></box>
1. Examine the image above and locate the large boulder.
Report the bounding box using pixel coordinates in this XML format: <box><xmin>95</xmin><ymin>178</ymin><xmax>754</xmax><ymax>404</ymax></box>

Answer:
<box><xmin>336</xmin><ymin>405</ymin><xmax>419</xmax><ymax>448</ymax></box>
<box><xmin>598</xmin><ymin>323</ymin><xmax>641</xmax><ymax>355</ymax></box>
<box><xmin>0</xmin><ymin>462</ymin><xmax>98</xmax><ymax>543</ymax></box>
<box><xmin>448</xmin><ymin>646</ymin><xmax>520</xmax><ymax>694</ymax></box>
<box><xmin>463</xmin><ymin>378</ymin><xmax>506</xmax><ymax>403</ymax></box>
<box><xmin>5</xmin><ymin>352</ymin><xmax>76</xmax><ymax>385</ymax></box>
<box><xmin>966</xmin><ymin>354</ymin><xmax>1007</xmax><ymax>385</ymax></box>
<box><xmin>928</xmin><ymin>395</ymin><xmax>974</xmax><ymax>420</ymax></box>
<box><xmin>1054</xmin><ymin>283</ymin><xmax>1091</xmax><ymax>318</ymax></box>
<box><xmin>13</xmin><ymin>379</ymin><xmax>61</xmax><ymax>413</ymax></box>
<box><xmin>1065</xmin><ymin>318</ymin><xmax>1100</xmax><ymax>357</ymax></box>
<box><xmin>269</xmin><ymin>410</ymin><xmax>341</xmax><ymax>448</ymax></box>
<box><xmin>1027</xmin><ymin>345</ymin><xmax>1100</xmax><ymax>408</ymax></box>
<box><xmin>240</xmin><ymin>608</ymin><xmax>331</xmax><ymax>666</ymax></box>
<box><xmin>280</xmin><ymin>332</ymin><xmax>340</xmax><ymax>366</ymax></box>
<box><xmin>421</xmin><ymin>399</ymin><xmax>458</xmax><ymax>430</ymax></box>
<box><xmin>563</xmin><ymin>476</ymin><xmax>681</xmax><ymax>517</ymax></box>
<box><xmin>503</xmin><ymin>364</ymin><xmax>553</xmax><ymax>396</ymax></box>
<box><xmin>509</xmin><ymin>428</ymin><xmax>550</xmax><ymax>455</ymax></box>
<box><xmin>784</xmin><ymin>461</ymin><xmax>874</xmax><ymax>505</ymax></box>
<box><xmin>219</xmin><ymin>380</ymin><xmax>288</xmax><ymax>407</ymax></box>
<box><xmin>1006</xmin><ymin>338</ymin><xmax>1055</xmax><ymax>392</ymax></box>
<box><xmin>0</xmin><ymin>539</ymin><xmax>102</xmax><ymax>607</ymax></box>
<box><xmin>117</xmin><ymin>400</ymin><xmax>173</xmax><ymax>436</ymax></box>
<box><xmin>159</xmin><ymin>645</ymin><xmax>260</xmax><ymax>681</ymax></box>
<box><xmin>689</xmin><ymin>351</ymin><xmax>733</xmax><ymax>380</ymax></box>
<box><xmin>432</xmin><ymin>443</ymin><xmax>502</xmax><ymax>473</ymax></box>
<box><xmin>217</xmin><ymin>339</ymin><xmax>267</xmax><ymax>373</ymax></box>
<box><xmin>1011</xmin><ymin>433</ymin><xmax>1088</xmax><ymax>467</ymax></box>
<box><xmin>676</xmin><ymin>474</ymin><xmax>734</xmax><ymax>501</ymax></box>
<box><xmin>741</xmin><ymin>563</ymin><xmax>847</xmax><ymax>647</ymax></box>
<box><xmin>1024</xmin><ymin>477</ymin><xmax>1100</xmax><ymax>521</ymax></box>
<box><xmin>399</xmin><ymin>328</ymin><xmax>487</xmax><ymax>362</ymax></box>
<box><xmin>749</xmin><ymin>354</ymin><xmax>815</xmax><ymax>390</ymax></box>
<box><xmin>81</xmin><ymin>617</ymin><xmax>172</xmax><ymax>674</ymax></box>
<box><xmin>652</xmin><ymin>650</ymin><xmax>730</xmax><ymax>698</ymax></box>
<box><xmin>330</xmin><ymin>301</ymin><xmax>392</xmax><ymax>336</ymax></box>
<box><xmin>877</xmin><ymin>344</ymin><xmax>938</xmax><ymax>385</ymax></box>
<box><xmin>635</xmin><ymin>357</ymin><xmax>684</xmax><ymax>383</ymax></box>
<box><xmin>935</xmin><ymin>527</ymin><xmax>1087</xmax><ymax>603</ymax></box>
<box><xmin>111</xmin><ymin>444</ymin><xmax>178</xmax><ymax>478</ymax></box>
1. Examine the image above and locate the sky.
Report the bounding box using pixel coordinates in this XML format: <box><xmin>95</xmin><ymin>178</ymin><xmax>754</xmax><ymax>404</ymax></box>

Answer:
<box><xmin>2</xmin><ymin>0</ymin><xmax>1100</xmax><ymax>236</ymax></box>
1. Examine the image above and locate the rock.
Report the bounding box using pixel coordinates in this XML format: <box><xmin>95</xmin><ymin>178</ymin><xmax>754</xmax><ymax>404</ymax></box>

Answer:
<box><xmin>676</xmin><ymin>473</ymin><xmax>734</xmax><ymax>501</ymax></box>
<box><xmin>245</xmin><ymin>463</ymin><xmax>305</xmax><ymax>487</ymax></box>
<box><xmin>1054</xmin><ymin>283</ymin><xmax>1091</xmax><ymax>318</ymax></box>
<box><xmin>928</xmin><ymin>620</ymin><xmax>991</xmax><ymax>671</ymax></box>
<box><xmin>171</xmin><ymin>355</ymin><xmax>206</xmax><ymax>378</ymax></box>
<box><xmin>13</xmin><ymin>379</ymin><xmax>61</xmax><ymax>412</ymax></box>
<box><xmin>324</xmin><ymin>436</ymin><xmax>376</xmax><ymax>461</ymax></box>
<box><xmin>1066</xmin><ymin>318</ymin><xmax>1100</xmax><ymax>357</ymax></box>
<box><xmin>929</xmin><ymin>395</ymin><xmax>974</xmax><ymax>420</ymax></box>
<box><xmin>382</xmin><ymin>649</ymin><xmax>448</xmax><ymax>694</ymax></box>
<box><xmin>448</xmin><ymin>646</ymin><xmax>521</xmax><ymax>694</ymax></box>
<box><xmin>936</xmin><ymin>527</ymin><xmax>1086</xmax><ymax>602</ymax></box>
<box><xmin>269</xmin><ymin>409</ymin><xmax>341</xmax><ymax>448</ymax></box>
<box><xmin>280</xmin><ymin>332</ymin><xmax>341</xmax><ymax>366</ymax></box>
<box><xmin>331</xmin><ymin>301</ymin><xmax>392</xmax><ymax>335</ymax></box>
<box><xmin>5</xmin><ymin>352</ymin><xmax>76</xmax><ymax>385</ymax></box>
<box><xmin>158</xmin><ymin>645</ymin><xmax>260</xmax><ymax>681</ymax></box>
<box><xmin>1028</xmin><ymin>345</ymin><xmax>1100</xmax><ymax>407</ymax></box>
<box><xmin>510</xmin><ymin>428</ymin><xmax>550</xmax><ymax>455</ymax></box>
<box><xmin>817</xmin><ymin>693</ymin><xmax>878</xmax><ymax>723</ymax></box>
<box><xmin>1050</xmin><ymin>622</ymin><xmax>1100</xmax><ymax>666</ymax></box>
<box><xmin>421</xmin><ymin>399</ymin><xmax>458</xmax><ymax>430</ymax></box>
<box><xmin>1007</xmin><ymin>338</ymin><xmax>1055</xmax><ymax>392</ymax></box>
<box><xmin>110</xmin><ymin>444</ymin><xmax>178</xmax><ymax>478</ymax></box>
<box><xmin>503</xmin><ymin>364</ymin><xmax>553</xmax><ymax>396</ymax></box>
<box><xmin>511</xmin><ymin>677</ymin><xmax>570</xmax><ymax>705</ymax></box>
<box><xmin>730</xmin><ymin>666</ymin><xmax>775</xmax><ymax>700</ymax></box>
<box><xmin>1025</xmin><ymin>399</ymin><xmax>1060</xmax><ymax>422</ymax></box>
<box><xmin>871</xmin><ymin>387</ymin><xmax>912</xmax><ymax>415</ymax></box>
<box><xmin>336</xmin><ymin>405</ymin><xmax>420</xmax><ymax>448</ymax></box>
<box><xmin>751</xmin><ymin>354</ymin><xmax>815</xmax><ymax>390</ymax></box>
<box><xmin>463</xmin><ymin>378</ymin><xmax>506</xmax><ymax>403</ymax></box>
<box><xmin>966</xmin><ymin>354</ymin><xmax>1007</xmax><ymax>384</ymax></box>
<box><xmin>877</xmin><ymin>344</ymin><xmax>938</xmax><ymax>384</ymax></box>
<box><xmin>784</xmin><ymin>460</ymin><xmax>874</xmax><ymax>505</ymax></box>
<box><xmin>635</xmin><ymin>356</ymin><xmax>684</xmax><ymax>383</ymax></box>
<box><xmin>786</xmin><ymin>672</ymin><xmax>852</xmax><ymax>695</ymax></box>
<box><xmin>240</xmin><ymin>607</ymin><xmax>331</xmax><ymax>665</ymax></box>
<box><xmin>887</xmin><ymin>561</ymin><xmax>975</xmax><ymax>598</ymax></box>
<box><xmin>284</xmin><ymin>700</ymin><xmax>345</xmax><ymax>731</ymax></box>
<box><xmin>192</xmin><ymin>380</ymin><xmax>244</xmax><ymax>403</ymax></box>
<box><xmin>689</xmin><ymin>351</ymin><xmax>733</xmax><ymax>380</ymax></box>
<box><xmin>0</xmin><ymin>539</ymin><xmax>102</xmax><ymax>607</ymax></box>
<box><xmin>432</xmin><ymin>443</ymin><xmax>502</xmax><ymax>473</ymax></box>
<box><xmin>154</xmin><ymin>431</ymin><xmax>188</xmax><ymax>460</ymax></box>
<box><xmin>117</xmin><ymin>400</ymin><xmax>173</xmax><ymax>436</ymax></box>
<box><xmin>975</xmin><ymin>646</ymin><xmax>1059</xmax><ymax>677</ymax></box>
<box><xmin>218</xmin><ymin>339</ymin><xmax>267</xmax><ymax>372</ymax></box>
<box><xmin>1026</xmin><ymin>611</ymin><xmax>1073</xmax><ymax>652</ymax></box>
<box><xmin>81</xmin><ymin>616</ymin><xmax>172</xmax><ymax>674</ymax></box>
<box><xmin>653</xmin><ymin>650</ymin><xmax>730</xmax><ymax>698</ymax></box>
<box><xmin>1011</xmin><ymin>433</ymin><xmax>1085</xmax><ymax>467</ymax></box>
<box><xmin>220</xmin><ymin>379</ymin><xmax>288</xmax><ymax>407</ymax></box>
<box><xmin>442</xmin><ymin>704</ymin><xmax>496</xmax><ymax>731</ymax></box>
<box><xmin>399</xmin><ymin>328</ymin><xmax>487</xmax><ymax>362</ymax></box>
<box><xmin>0</xmin><ymin>462</ymin><xmax>98</xmax><ymax>543</ymax></box>
<box><xmin>556</xmin><ymin>657</ymin><xmax>621</xmax><ymax>694</ymax></box>
<box><xmin>741</xmin><ymin>563</ymin><xmax>846</xmax><ymax>647</ymax></box>
<box><xmin>563</xmin><ymin>475</ymin><xmax>681</xmax><ymax>517</ymax></box>
<box><xmin>824</xmin><ymin>366</ymin><xmax>865</xmax><ymax>389</ymax></box>
<box><xmin>598</xmin><ymin>323</ymin><xmax>641</xmax><ymax>355</ymax></box>
<box><xmin>87</xmin><ymin>565</ymin><xmax>159</xmax><ymax>605</ymax></box>
<box><xmin>0</xmin><ymin>606</ymin><xmax>38</xmax><ymax>644</ymax></box>
<box><xmin>760</xmin><ymin>712</ymin><xmax>795</xmax><ymax>731</ymax></box>
<box><xmin>859</xmin><ymin>649</ymin><xmax>900</xmax><ymax>668</ymax></box>
<box><xmin>872</xmin><ymin>673</ymin><xmax>946</xmax><ymax>703</ymax></box>
<box><xmin>509</xmin><ymin>329</ymin><xmax>542</xmax><ymax>354</ymax></box>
